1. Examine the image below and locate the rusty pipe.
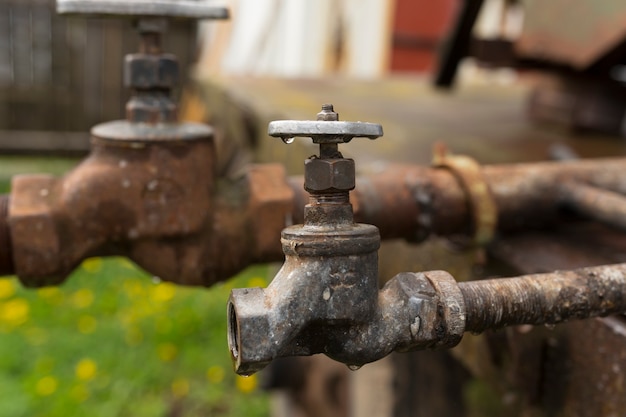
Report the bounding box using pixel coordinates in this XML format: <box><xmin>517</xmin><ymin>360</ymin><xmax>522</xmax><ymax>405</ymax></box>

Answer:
<box><xmin>0</xmin><ymin>195</ymin><xmax>13</xmax><ymax>276</ymax></box>
<box><xmin>7</xmin><ymin>154</ymin><xmax>626</xmax><ymax>288</ymax></box>
<box><xmin>289</xmin><ymin>158</ymin><xmax>626</xmax><ymax>242</ymax></box>
<box><xmin>559</xmin><ymin>181</ymin><xmax>626</xmax><ymax>232</ymax></box>
<box><xmin>460</xmin><ymin>264</ymin><xmax>626</xmax><ymax>334</ymax></box>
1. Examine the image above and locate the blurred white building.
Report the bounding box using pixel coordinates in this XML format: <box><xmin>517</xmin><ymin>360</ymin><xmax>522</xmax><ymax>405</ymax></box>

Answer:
<box><xmin>199</xmin><ymin>0</ymin><xmax>395</xmax><ymax>78</ymax></box>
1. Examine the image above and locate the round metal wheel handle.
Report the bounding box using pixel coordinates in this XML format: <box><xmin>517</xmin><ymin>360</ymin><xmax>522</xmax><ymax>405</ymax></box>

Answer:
<box><xmin>57</xmin><ymin>0</ymin><xmax>229</xmax><ymax>20</ymax></box>
<box><xmin>268</xmin><ymin>120</ymin><xmax>383</xmax><ymax>144</ymax></box>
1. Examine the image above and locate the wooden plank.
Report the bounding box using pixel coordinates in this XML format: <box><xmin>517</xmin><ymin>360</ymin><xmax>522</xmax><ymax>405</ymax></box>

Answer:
<box><xmin>0</xmin><ymin>130</ymin><xmax>89</xmax><ymax>154</ymax></box>
<box><xmin>100</xmin><ymin>20</ymin><xmax>124</xmax><ymax>121</ymax></box>
<box><xmin>83</xmin><ymin>18</ymin><xmax>104</xmax><ymax>126</ymax></box>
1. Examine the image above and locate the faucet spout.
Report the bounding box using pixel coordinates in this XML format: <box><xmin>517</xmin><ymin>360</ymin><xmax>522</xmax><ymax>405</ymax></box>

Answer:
<box><xmin>228</xmin><ymin>222</ymin><xmax>381</xmax><ymax>375</ymax></box>
<box><xmin>228</xmin><ymin>267</ymin><xmax>467</xmax><ymax>375</ymax></box>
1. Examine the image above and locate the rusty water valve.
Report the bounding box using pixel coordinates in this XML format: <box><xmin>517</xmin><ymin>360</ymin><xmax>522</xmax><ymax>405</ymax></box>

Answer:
<box><xmin>5</xmin><ymin>1</ymin><xmax>231</xmax><ymax>286</ymax></box>
<box><xmin>271</xmin><ymin>104</ymin><xmax>379</xmax><ymax>195</ymax></box>
<box><xmin>227</xmin><ymin>107</ymin><xmax>626</xmax><ymax>376</ymax></box>
<box><xmin>229</xmin><ymin>105</ymin><xmax>384</xmax><ymax>374</ymax></box>
<box><xmin>269</xmin><ymin>104</ymin><xmax>383</xmax><ymax>223</ymax></box>
<box><xmin>58</xmin><ymin>0</ymin><xmax>228</xmax><ymax>131</ymax></box>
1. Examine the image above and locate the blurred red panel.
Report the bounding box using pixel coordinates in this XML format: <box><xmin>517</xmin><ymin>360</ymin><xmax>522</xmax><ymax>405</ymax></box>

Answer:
<box><xmin>390</xmin><ymin>0</ymin><xmax>458</xmax><ymax>73</ymax></box>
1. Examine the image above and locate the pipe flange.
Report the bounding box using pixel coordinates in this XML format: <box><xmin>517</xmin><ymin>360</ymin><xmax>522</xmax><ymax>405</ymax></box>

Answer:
<box><xmin>423</xmin><ymin>270</ymin><xmax>466</xmax><ymax>348</ymax></box>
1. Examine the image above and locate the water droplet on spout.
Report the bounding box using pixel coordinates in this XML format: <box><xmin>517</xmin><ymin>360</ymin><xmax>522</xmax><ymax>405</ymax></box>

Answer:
<box><xmin>347</xmin><ymin>364</ymin><xmax>362</xmax><ymax>371</ymax></box>
<box><xmin>282</xmin><ymin>137</ymin><xmax>295</xmax><ymax>144</ymax></box>
<box><xmin>323</xmin><ymin>288</ymin><xmax>331</xmax><ymax>301</ymax></box>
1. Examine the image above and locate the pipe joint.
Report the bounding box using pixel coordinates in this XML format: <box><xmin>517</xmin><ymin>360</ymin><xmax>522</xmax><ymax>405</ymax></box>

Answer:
<box><xmin>228</xmin><ymin>267</ymin><xmax>467</xmax><ymax>375</ymax></box>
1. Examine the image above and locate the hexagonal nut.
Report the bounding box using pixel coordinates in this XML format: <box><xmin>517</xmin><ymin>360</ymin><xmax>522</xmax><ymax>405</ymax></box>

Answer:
<box><xmin>126</xmin><ymin>95</ymin><xmax>177</xmax><ymax>123</ymax></box>
<box><xmin>228</xmin><ymin>288</ymin><xmax>273</xmax><ymax>375</ymax></box>
<box><xmin>304</xmin><ymin>158</ymin><xmax>355</xmax><ymax>192</ymax></box>
<box><xmin>124</xmin><ymin>53</ymin><xmax>179</xmax><ymax>89</ymax></box>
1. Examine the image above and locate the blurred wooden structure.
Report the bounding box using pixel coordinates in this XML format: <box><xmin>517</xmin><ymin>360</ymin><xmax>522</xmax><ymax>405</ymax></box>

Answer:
<box><xmin>0</xmin><ymin>0</ymin><xmax>197</xmax><ymax>154</ymax></box>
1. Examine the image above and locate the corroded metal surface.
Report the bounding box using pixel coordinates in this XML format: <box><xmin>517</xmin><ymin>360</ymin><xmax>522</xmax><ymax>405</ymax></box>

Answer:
<box><xmin>229</xmin><ymin>267</ymin><xmax>468</xmax><ymax>375</ymax></box>
<box><xmin>198</xmin><ymin>75</ymin><xmax>626</xmax><ymax>416</ymax></box>
<box><xmin>460</xmin><ymin>264</ymin><xmax>626</xmax><ymax>333</ymax></box>
<box><xmin>9</xmin><ymin>138</ymin><xmax>214</xmax><ymax>286</ymax></box>
<box><xmin>560</xmin><ymin>181</ymin><xmax>626</xmax><ymax>232</ymax></box>
<box><xmin>288</xmin><ymin>157</ymin><xmax>626</xmax><ymax>242</ymax></box>
<box><xmin>229</xmin><ymin>107</ymin><xmax>384</xmax><ymax>375</ymax></box>
<box><xmin>247</xmin><ymin>164</ymin><xmax>294</xmax><ymax>261</ymax></box>
<box><xmin>231</xmin><ymin>252</ymin><xmax>626</xmax><ymax>376</ymax></box>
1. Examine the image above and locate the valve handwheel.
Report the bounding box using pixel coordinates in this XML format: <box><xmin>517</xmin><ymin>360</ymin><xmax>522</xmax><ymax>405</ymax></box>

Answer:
<box><xmin>57</xmin><ymin>0</ymin><xmax>229</xmax><ymax>20</ymax></box>
<box><xmin>268</xmin><ymin>104</ymin><xmax>383</xmax><ymax>145</ymax></box>
<box><xmin>56</xmin><ymin>0</ymin><xmax>228</xmax><ymax>144</ymax></box>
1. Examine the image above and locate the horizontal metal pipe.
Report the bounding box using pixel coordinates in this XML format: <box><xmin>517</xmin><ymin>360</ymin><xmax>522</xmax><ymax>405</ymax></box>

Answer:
<box><xmin>459</xmin><ymin>263</ymin><xmax>626</xmax><ymax>334</ymax></box>
<box><xmin>559</xmin><ymin>181</ymin><xmax>626</xmax><ymax>231</ymax></box>
<box><xmin>288</xmin><ymin>157</ymin><xmax>626</xmax><ymax>242</ymax></box>
<box><xmin>0</xmin><ymin>195</ymin><xmax>13</xmax><ymax>276</ymax></box>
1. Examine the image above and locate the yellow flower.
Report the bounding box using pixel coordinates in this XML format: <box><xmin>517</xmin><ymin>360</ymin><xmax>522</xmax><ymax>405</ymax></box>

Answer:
<box><xmin>77</xmin><ymin>315</ymin><xmax>97</xmax><ymax>334</ymax></box>
<box><xmin>35</xmin><ymin>376</ymin><xmax>58</xmax><ymax>396</ymax></box>
<box><xmin>75</xmin><ymin>359</ymin><xmax>98</xmax><ymax>381</ymax></box>
<box><xmin>157</xmin><ymin>343</ymin><xmax>178</xmax><ymax>362</ymax></box>
<box><xmin>206</xmin><ymin>366</ymin><xmax>225</xmax><ymax>384</ymax></box>
<box><xmin>171</xmin><ymin>378</ymin><xmax>190</xmax><ymax>398</ymax></box>
<box><xmin>72</xmin><ymin>289</ymin><xmax>94</xmax><ymax>309</ymax></box>
<box><xmin>0</xmin><ymin>298</ymin><xmax>29</xmax><ymax>326</ymax></box>
<box><xmin>81</xmin><ymin>258</ymin><xmax>102</xmax><ymax>274</ymax></box>
<box><xmin>151</xmin><ymin>282</ymin><xmax>177</xmax><ymax>303</ymax></box>
<box><xmin>235</xmin><ymin>374</ymin><xmax>257</xmax><ymax>394</ymax></box>
<box><xmin>0</xmin><ymin>279</ymin><xmax>16</xmax><ymax>299</ymax></box>
<box><xmin>246</xmin><ymin>277</ymin><xmax>267</xmax><ymax>288</ymax></box>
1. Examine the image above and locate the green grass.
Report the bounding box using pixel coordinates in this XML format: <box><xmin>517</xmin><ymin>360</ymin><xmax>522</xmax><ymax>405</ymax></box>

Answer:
<box><xmin>0</xmin><ymin>156</ymin><xmax>270</xmax><ymax>416</ymax></box>
<box><xmin>0</xmin><ymin>259</ymin><xmax>270</xmax><ymax>417</ymax></box>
